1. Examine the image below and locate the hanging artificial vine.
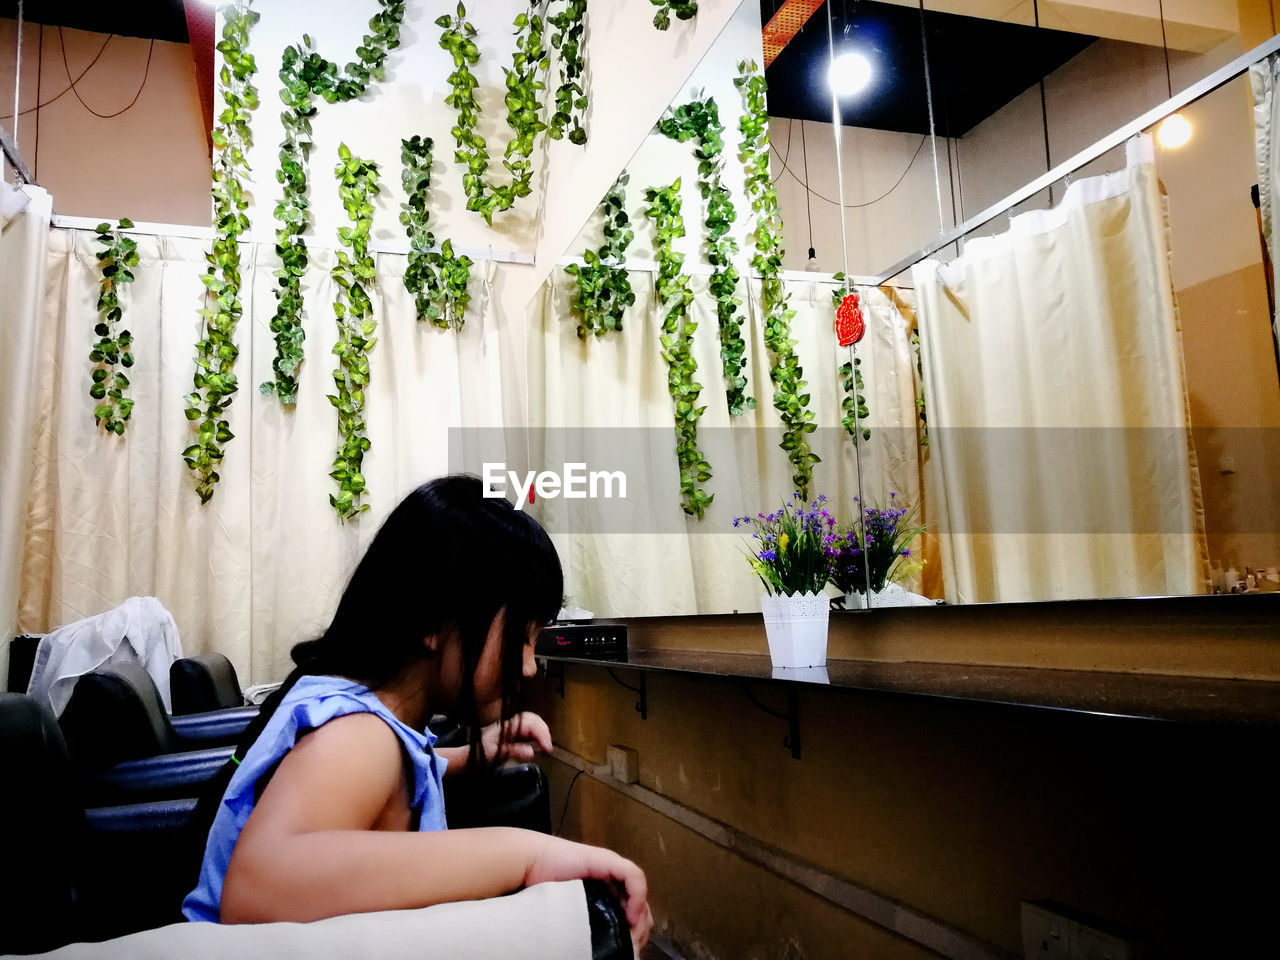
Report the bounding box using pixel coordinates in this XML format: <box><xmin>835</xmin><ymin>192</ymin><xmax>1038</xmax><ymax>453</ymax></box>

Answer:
<box><xmin>657</xmin><ymin>96</ymin><xmax>755</xmax><ymax>417</ymax></box>
<box><xmin>437</xmin><ymin>2</ymin><xmax>549</xmax><ymax>225</ymax></box>
<box><xmin>649</xmin><ymin>0</ymin><xmax>698</xmax><ymax>31</ymax></box>
<box><xmin>911</xmin><ymin>331</ymin><xmax>929</xmax><ymax>447</ymax></box>
<box><xmin>400</xmin><ymin>135</ymin><xmax>474</xmax><ymax>330</ymax></box>
<box><xmin>645</xmin><ymin>179</ymin><xmax>714</xmax><ymax>519</ymax></box>
<box><xmin>263</xmin><ymin>0</ymin><xmax>406</xmax><ymax>405</ymax></box>
<box><xmin>735</xmin><ymin>59</ymin><xmax>819</xmax><ymax>498</ymax></box>
<box><xmin>183</xmin><ymin>0</ymin><xmax>259</xmax><ymax>503</ymax></box>
<box><xmin>546</xmin><ymin>0</ymin><xmax>587</xmax><ymax>144</ymax></box>
<box><xmin>90</xmin><ymin>219</ymin><xmax>138</xmax><ymax>436</ymax></box>
<box><xmin>329</xmin><ymin>145</ymin><xmax>381</xmax><ymax>521</ymax></box>
<box><xmin>564</xmin><ymin>171</ymin><xmax>635</xmax><ymax>338</ymax></box>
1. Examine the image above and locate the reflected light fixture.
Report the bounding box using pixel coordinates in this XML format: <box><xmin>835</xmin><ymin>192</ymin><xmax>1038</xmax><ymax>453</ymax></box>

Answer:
<box><xmin>1158</xmin><ymin>112</ymin><xmax>1192</xmax><ymax>148</ymax></box>
<box><xmin>1155</xmin><ymin>0</ymin><xmax>1190</xmax><ymax>148</ymax></box>
<box><xmin>828</xmin><ymin>51</ymin><xmax>873</xmax><ymax>98</ymax></box>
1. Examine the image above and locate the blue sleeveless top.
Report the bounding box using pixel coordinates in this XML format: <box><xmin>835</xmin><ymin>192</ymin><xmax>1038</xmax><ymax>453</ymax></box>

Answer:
<box><xmin>182</xmin><ymin>675</ymin><xmax>448</xmax><ymax>922</ymax></box>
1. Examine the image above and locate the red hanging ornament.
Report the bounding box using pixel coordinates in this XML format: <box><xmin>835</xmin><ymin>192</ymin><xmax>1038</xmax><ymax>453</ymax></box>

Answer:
<box><xmin>836</xmin><ymin>292</ymin><xmax>864</xmax><ymax>347</ymax></box>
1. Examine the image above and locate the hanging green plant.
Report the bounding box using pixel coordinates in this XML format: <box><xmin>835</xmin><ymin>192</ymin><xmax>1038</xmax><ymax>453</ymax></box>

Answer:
<box><xmin>911</xmin><ymin>331</ymin><xmax>929</xmax><ymax>447</ymax></box>
<box><xmin>546</xmin><ymin>0</ymin><xmax>587</xmax><ymax>144</ymax></box>
<box><xmin>183</xmin><ymin>0</ymin><xmax>259</xmax><ymax>503</ymax></box>
<box><xmin>657</xmin><ymin>96</ymin><xmax>755</xmax><ymax>417</ymax></box>
<box><xmin>262</xmin><ymin>0</ymin><xmax>406</xmax><ymax>406</ymax></box>
<box><xmin>329</xmin><ymin>144</ymin><xmax>381</xmax><ymax>521</ymax></box>
<box><xmin>736</xmin><ymin>59</ymin><xmax>819</xmax><ymax>498</ymax></box>
<box><xmin>399</xmin><ymin>135</ymin><xmax>474</xmax><ymax>330</ymax></box>
<box><xmin>90</xmin><ymin>219</ymin><xmax>138</xmax><ymax>437</ymax></box>
<box><xmin>645</xmin><ymin>179</ymin><xmax>713</xmax><ymax>519</ymax></box>
<box><xmin>564</xmin><ymin>171</ymin><xmax>635</xmax><ymax>338</ymax></box>
<box><xmin>649</xmin><ymin>0</ymin><xmax>698</xmax><ymax>31</ymax></box>
<box><xmin>437</xmin><ymin>2</ymin><xmax>548</xmax><ymax>225</ymax></box>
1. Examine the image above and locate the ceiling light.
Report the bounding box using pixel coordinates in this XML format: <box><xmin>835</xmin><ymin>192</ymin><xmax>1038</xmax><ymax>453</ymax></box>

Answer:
<box><xmin>1157</xmin><ymin>113</ymin><xmax>1191</xmax><ymax>148</ymax></box>
<box><xmin>828</xmin><ymin>51</ymin><xmax>873</xmax><ymax>98</ymax></box>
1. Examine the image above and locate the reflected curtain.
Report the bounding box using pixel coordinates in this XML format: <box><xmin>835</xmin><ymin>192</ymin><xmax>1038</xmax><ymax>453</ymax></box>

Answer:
<box><xmin>1251</xmin><ymin>53</ymin><xmax>1280</xmax><ymax>349</ymax></box>
<box><xmin>0</xmin><ymin>186</ymin><xmax>52</xmax><ymax>687</ymax></box>
<box><xmin>912</xmin><ymin>135</ymin><xmax>1209</xmax><ymax>604</ymax></box>
<box><xmin>19</xmin><ymin>230</ymin><xmax>522</xmax><ymax>684</ymax></box>
<box><xmin>528</xmin><ymin>268</ymin><xmax>920</xmax><ymax>617</ymax></box>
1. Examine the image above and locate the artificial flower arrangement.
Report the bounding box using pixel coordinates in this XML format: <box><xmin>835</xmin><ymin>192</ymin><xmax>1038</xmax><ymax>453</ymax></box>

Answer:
<box><xmin>734</xmin><ymin>493</ymin><xmax>837</xmax><ymax>597</ymax></box>
<box><xmin>735</xmin><ymin>491</ymin><xmax>927</xmax><ymax>666</ymax></box>
<box><xmin>826</xmin><ymin>492</ymin><xmax>926</xmax><ymax>596</ymax></box>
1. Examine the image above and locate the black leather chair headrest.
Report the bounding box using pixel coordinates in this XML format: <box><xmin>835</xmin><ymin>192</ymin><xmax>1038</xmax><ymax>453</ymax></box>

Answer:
<box><xmin>171</xmin><ymin>653</ymin><xmax>243</xmax><ymax>715</ymax></box>
<box><xmin>60</xmin><ymin>663</ymin><xmax>176</xmax><ymax>771</ymax></box>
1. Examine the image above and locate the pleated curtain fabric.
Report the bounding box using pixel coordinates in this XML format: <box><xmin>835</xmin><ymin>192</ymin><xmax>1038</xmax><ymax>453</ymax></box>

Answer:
<box><xmin>0</xmin><ymin>186</ymin><xmax>52</xmax><ymax>688</ymax></box>
<box><xmin>18</xmin><ymin>232</ymin><xmax>520</xmax><ymax>684</ymax></box>
<box><xmin>528</xmin><ymin>269</ymin><xmax>923</xmax><ymax>617</ymax></box>
<box><xmin>912</xmin><ymin>135</ymin><xmax>1211</xmax><ymax>604</ymax></box>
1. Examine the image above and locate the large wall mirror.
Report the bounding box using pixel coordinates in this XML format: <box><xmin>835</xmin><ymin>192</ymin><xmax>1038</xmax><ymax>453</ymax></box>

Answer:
<box><xmin>517</xmin><ymin>0</ymin><xmax>1280</xmax><ymax>618</ymax></box>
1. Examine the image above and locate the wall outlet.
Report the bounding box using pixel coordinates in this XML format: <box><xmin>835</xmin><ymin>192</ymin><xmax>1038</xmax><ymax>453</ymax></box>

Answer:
<box><xmin>607</xmin><ymin>744</ymin><xmax>639</xmax><ymax>783</ymax></box>
<box><xmin>1022</xmin><ymin>902</ymin><xmax>1142</xmax><ymax>960</ymax></box>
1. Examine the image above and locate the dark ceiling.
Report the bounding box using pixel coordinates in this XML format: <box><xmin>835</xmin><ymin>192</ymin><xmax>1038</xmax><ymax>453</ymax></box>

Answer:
<box><xmin>0</xmin><ymin>0</ymin><xmax>190</xmax><ymax>43</ymax></box>
<box><xmin>763</xmin><ymin>0</ymin><xmax>1097</xmax><ymax>137</ymax></box>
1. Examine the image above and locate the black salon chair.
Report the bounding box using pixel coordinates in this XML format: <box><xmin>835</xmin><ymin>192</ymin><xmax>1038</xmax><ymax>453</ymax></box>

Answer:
<box><xmin>0</xmin><ymin>693</ymin><xmax>201</xmax><ymax>953</ymax></box>
<box><xmin>1</xmin><ymin>692</ymin><xmax>630</xmax><ymax>959</ymax></box>
<box><xmin>6</xmin><ymin>634</ymin><xmax>40</xmax><ymax>693</ymax></box>
<box><xmin>170</xmin><ymin>652</ymin><xmax>246</xmax><ymax>715</ymax></box>
<box><xmin>59</xmin><ymin>663</ymin><xmax>243</xmax><ymax>804</ymax></box>
<box><xmin>60</xmin><ymin>662</ymin><xmax>255</xmax><ymax>770</ymax></box>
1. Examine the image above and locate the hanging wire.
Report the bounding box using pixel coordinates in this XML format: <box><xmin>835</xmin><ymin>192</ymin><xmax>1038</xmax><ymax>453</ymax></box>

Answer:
<box><xmin>59</xmin><ymin>27</ymin><xmax>155</xmax><ymax>119</ymax></box>
<box><xmin>11</xmin><ymin>0</ymin><xmax>22</xmax><ymax>152</ymax></box>
<box><xmin>917</xmin><ymin>1</ymin><xmax>947</xmax><ymax>236</ymax></box>
<box><xmin>1033</xmin><ymin>0</ymin><xmax>1055</xmax><ymax>205</ymax></box>
<box><xmin>34</xmin><ymin>22</ymin><xmax>42</xmax><ymax>180</ymax></box>
<box><xmin>775</xmin><ymin>133</ymin><xmax>927</xmax><ymax>207</ymax></box>
<box><xmin>827</xmin><ymin>0</ymin><xmax>871</xmax><ymax>599</ymax></box>
<box><xmin>770</xmin><ymin>117</ymin><xmax>795</xmax><ymax>185</ymax></box>
<box><xmin>0</xmin><ymin>34</ymin><xmax>113</xmax><ymax>121</ymax></box>
<box><xmin>1157</xmin><ymin>0</ymin><xmax>1173</xmax><ymax>99</ymax></box>
<box><xmin>800</xmin><ymin>119</ymin><xmax>815</xmax><ymax>255</ymax></box>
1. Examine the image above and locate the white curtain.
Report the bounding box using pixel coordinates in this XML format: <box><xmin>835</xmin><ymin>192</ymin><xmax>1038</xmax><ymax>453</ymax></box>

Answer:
<box><xmin>0</xmin><ymin>185</ymin><xmax>51</xmax><ymax>688</ymax></box>
<box><xmin>19</xmin><ymin>229</ymin><xmax>522</xmax><ymax>684</ymax></box>
<box><xmin>912</xmin><ymin>135</ymin><xmax>1210</xmax><ymax>604</ymax></box>
<box><xmin>1251</xmin><ymin>53</ymin><xmax>1280</xmax><ymax>348</ymax></box>
<box><xmin>528</xmin><ymin>267</ymin><xmax>920</xmax><ymax>617</ymax></box>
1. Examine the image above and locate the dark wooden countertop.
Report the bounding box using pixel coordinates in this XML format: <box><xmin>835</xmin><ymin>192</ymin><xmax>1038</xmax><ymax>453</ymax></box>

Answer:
<box><xmin>537</xmin><ymin>647</ymin><xmax>1280</xmax><ymax>727</ymax></box>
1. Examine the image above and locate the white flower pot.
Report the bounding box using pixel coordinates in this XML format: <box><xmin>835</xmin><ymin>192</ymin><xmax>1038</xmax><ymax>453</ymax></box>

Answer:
<box><xmin>759</xmin><ymin>591</ymin><xmax>830</xmax><ymax>668</ymax></box>
<box><xmin>844</xmin><ymin>583</ymin><xmax>936</xmax><ymax>609</ymax></box>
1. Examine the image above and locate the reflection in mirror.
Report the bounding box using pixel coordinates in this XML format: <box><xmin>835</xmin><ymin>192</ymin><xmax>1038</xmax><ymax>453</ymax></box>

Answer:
<box><xmin>523</xmin><ymin>1</ymin><xmax>1280</xmax><ymax>618</ymax></box>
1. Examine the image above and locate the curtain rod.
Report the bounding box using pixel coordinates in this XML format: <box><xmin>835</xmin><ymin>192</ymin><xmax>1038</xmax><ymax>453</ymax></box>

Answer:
<box><xmin>49</xmin><ymin>215</ymin><xmax>534</xmax><ymax>264</ymax></box>
<box><xmin>555</xmin><ymin>253</ymin><xmax>907</xmax><ymax>288</ymax></box>
<box><xmin>872</xmin><ymin>31</ymin><xmax>1280</xmax><ymax>285</ymax></box>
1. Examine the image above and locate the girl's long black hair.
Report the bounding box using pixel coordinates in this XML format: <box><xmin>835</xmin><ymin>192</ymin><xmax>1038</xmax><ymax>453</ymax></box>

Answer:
<box><xmin>185</xmin><ymin>475</ymin><xmax>562</xmax><ymax>880</ymax></box>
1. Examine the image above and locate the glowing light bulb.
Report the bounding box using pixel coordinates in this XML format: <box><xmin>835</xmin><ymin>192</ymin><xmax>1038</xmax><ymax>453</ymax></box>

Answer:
<box><xmin>1158</xmin><ymin>113</ymin><xmax>1191</xmax><ymax>148</ymax></box>
<box><xmin>828</xmin><ymin>52</ymin><xmax>873</xmax><ymax>98</ymax></box>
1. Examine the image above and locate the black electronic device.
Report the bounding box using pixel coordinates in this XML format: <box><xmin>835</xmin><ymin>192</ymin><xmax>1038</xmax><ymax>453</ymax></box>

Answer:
<box><xmin>536</xmin><ymin>622</ymin><xmax>627</xmax><ymax>659</ymax></box>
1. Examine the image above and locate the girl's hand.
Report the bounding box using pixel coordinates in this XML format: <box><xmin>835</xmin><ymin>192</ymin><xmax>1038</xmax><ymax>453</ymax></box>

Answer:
<box><xmin>480</xmin><ymin>711</ymin><xmax>553</xmax><ymax>764</ymax></box>
<box><xmin>525</xmin><ymin>837</ymin><xmax>652</xmax><ymax>955</ymax></box>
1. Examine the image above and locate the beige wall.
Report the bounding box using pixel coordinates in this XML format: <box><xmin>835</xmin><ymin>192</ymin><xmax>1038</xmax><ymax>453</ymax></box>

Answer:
<box><xmin>0</xmin><ymin>22</ymin><xmax>211</xmax><ymax>225</ymax></box>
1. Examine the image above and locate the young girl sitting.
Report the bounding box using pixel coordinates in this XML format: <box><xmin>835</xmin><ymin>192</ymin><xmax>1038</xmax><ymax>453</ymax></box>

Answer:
<box><xmin>183</xmin><ymin>475</ymin><xmax>651</xmax><ymax>953</ymax></box>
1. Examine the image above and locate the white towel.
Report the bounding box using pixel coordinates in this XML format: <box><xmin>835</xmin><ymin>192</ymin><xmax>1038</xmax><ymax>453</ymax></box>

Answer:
<box><xmin>26</xmin><ymin>596</ymin><xmax>183</xmax><ymax>716</ymax></box>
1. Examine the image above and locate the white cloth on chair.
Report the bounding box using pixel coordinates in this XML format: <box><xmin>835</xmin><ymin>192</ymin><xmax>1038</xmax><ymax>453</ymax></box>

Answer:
<box><xmin>26</xmin><ymin>596</ymin><xmax>183</xmax><ymax>716</ymax></box>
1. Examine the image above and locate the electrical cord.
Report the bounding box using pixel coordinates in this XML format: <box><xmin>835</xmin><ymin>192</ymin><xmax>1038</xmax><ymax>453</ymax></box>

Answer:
<box><xmin>554</xmin><ymin>768</ymin><xmax>586</xmax><ymax>836</ymax></box>
<box><xmin>774</xmin><ymin>131</ymin><xmax>928</xmax><ymax>208</ymax></box>
<box><xmin>59</xmin><ymin>26</ymin><xmax>154</xmax><ymax>119</ymax></box>
<box><xmin>0</xmin><ymin>32</ymin><xmax>113</xmax><ymax>121</ymax></box>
